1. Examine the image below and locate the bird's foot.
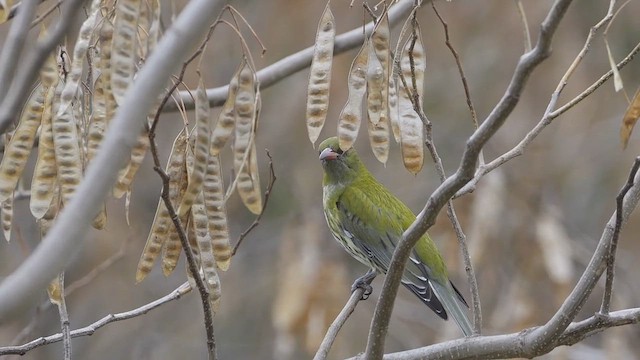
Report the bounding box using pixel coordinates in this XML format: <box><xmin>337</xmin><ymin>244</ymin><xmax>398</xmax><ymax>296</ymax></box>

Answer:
<box><xmin>351</xmin><ymin>269</ymin><xmax>376</xmax><ymax>300</ymax></box>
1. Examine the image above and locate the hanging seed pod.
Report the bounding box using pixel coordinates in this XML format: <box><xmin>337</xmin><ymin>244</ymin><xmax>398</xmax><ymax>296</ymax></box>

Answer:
<box><xmin>306</xmin><ymin>3</ymin><xmax>335</xmax><ymax>145</ymax></box>
<box><xmin>203</xmin><ymin>153</ymin><xmax>231</xmax><ymax>271</ymax></box>
<box><xmin>161</xmin><ymin>137</ymin><xmax>191</xmax><ymax>276</ymax></box>
<box><xmin>211</xmin><ymin>61</ymin><xmax>243</xmax><ymax>156</ymax></box>
<box><xmin>111</xmin><ymin>0</ymin><xmax>141</xmax><ymax>105</ymax></box>
<box><xmin>1</xmin><ymin>194</ymin><xmax>12</xmax><ymax>242</ymax></box>
<box><xmin>136</xmin><ymin>129</ymin><xmax>187</xmax><ymax>282</ymax></box>
<box><xmin>192</xmin><ymin>190</ymin><xmax>222</xmax><ymax>311</ymax></box>
<box><xmin>0</xmin><ymin>85</ymin><xmax>46</xmax><ymax>202</ymax></box>
<box><xmin>338</xmin><ymin>40</ymin><xmax>369</xmax><ymax>151</ymax></box>
<box><xmin>233</xmin><ymin>63</ymin><xmax>262</xmax><ymax>215</ymax></box>
<box><xmin>56</xmin><ymin>0</ymin><xmax>101</xmax><ymax>118</ymax></box>
<box><xmin>30</xmin><ymin>85</ymin><xmax>59</xmax><ymax>219</ymax></box>
<box><xmin>177</xmin><ymin>75</ymin><xmax>210</xmax><ymax>217</ymax></box>
<box><xmin>113</xmin><ymin>128</ymin><xmax>149</xmax><ymax>198</ymax></box>
<box><xmin>388</xmin><ymin>77</ymin><xmax>401</xmax><ymax>142</ymax></box>
<box><xmin>398</xmin><ymin>31</ymin><xmax>426</xmax><ymax>174</ymax></box>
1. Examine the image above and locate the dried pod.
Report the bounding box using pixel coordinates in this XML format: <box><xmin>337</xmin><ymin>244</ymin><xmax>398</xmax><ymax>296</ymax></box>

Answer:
<box><xmin>233</xmin><ymin>63</ymin><xmax>262</xmax><ymax>215</ymax></box>
<box><xmin>338</xmin><ymin>40</ymin><xmax>369</xmax><ymax>151</ymax></box>
<box><xmin>161</xmin><ymin>136</ymin><xmax>191</xmax><ymax>276</ymax></box>
<box><xmin>30</xmin><ymin>85</ymin><xmax>58</xmax><ymax>219</ymax></box>
<box><xmin>136</xmin><ymin>129</ymin><xmax>187</xmax><ymax>282</ymax></box>
<box><xmin>113</xmin><ymin>127</ymin><xmax>149</xmax><ymax>198</ymax></box>
<box><xmin>211</xmin><ymin>61</ymin><xmax>243</xmax><ymax>155</ymax></box>
<box><xmin>56</xmin><ymin>0</ymin><xmax>100</xmax><ymax>118</ymax></box>
<box><xmin>111</xmin><ymin>0</ymin><xmax>141</xmax><ymax>105</ymax></box>
<box><xmin>203</xmin><ymin>153</ymin><xmax>231</xmax><ymax>271</ymax></box>
<box><xmin>388</xmin><ymin>77</ymin><xmax>401</xmax><ymax>142</ymax></box>
<box><xmin>306</xmin><ymin>3</ymin><xmax>335</xmax><ymax>145</ymax></box>
<box><xmin>1</xmin><ymin>195</ymin><xmax>12</xmax><ymax>242</ymax></box>
<box><xmin>0</xmin><ymin>85</ymin><xmax>45</xmax><ymax>202</ymax></box>
<box><xmin>177</xmin><ymin>75</ymin><xmax>210</xmax><ymax>217</ymax></box>
<box><xmin>192</xmin><ymin>190</ymin><xmax>222</xmax><ymax>311</ymax></box>
<box><xmin>368</xmin><ymin>13</ymin><xmax>390</xmax><ymax>126</ymax></box>
<box><xmin>397</xmin><ymin>32</ymin><xmax>426</xmax><ymax>174</ymax></box>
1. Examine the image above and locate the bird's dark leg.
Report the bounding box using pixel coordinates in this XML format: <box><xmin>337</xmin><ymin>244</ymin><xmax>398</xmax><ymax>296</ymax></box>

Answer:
<box><xmin>351</xmin><ymin>268</ymin><xmax>377</xmax><ymax>300</ymax></box>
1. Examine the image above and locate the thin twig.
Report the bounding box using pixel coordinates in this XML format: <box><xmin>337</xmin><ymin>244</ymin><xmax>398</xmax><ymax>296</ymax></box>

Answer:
<box><xmin>55</xmin><ymin>273</ymin><xmax>72</xmax><ymax>360</ymax></box>
<box><xmin>454</xmin><ymin>2</ymin><xmax>634</xmax><ymax>198</ymax></box>
<box><xmin>514</xmin><ymin>0</ymin><xmax>532</xmax><ymax>52</ymax></box>
<box><xmin>431</xmin><ymin>2</ymin><xmax>478</xmax><ymax>129</ymax></box>
<box><xmin>0</xmin><ymin>282</ymin><xmax>192</xmax><ymax>356</ymax></box>
<box><xmin>10</xmin><ymin>238</ymin><xmax>128</xmax><ymax>346</ymax></box>
<box><xmin>30</xmin><ymin>0</ymin><xmax>64</xmax><ymax>28</ymax></box>
<box><xmin>232</xmin><ymin>149</ymin><xmax>276</xmax><ymax>256</ymax></box>
<box><xmin>313</xmin><ymin>287</ymin><xmax>368</xmax><ymax>360</ymax></box>
<box><xmin>600</xmin><ymin>156</ymin><xmax>640</xmax><ymax>314</ymax></box>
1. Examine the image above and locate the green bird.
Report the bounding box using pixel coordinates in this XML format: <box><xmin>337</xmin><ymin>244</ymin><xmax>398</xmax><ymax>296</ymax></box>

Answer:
<box><xmin>318</xmin><ymin>137</ymin><xmax>473</xmax><ymax>336</ymax></box>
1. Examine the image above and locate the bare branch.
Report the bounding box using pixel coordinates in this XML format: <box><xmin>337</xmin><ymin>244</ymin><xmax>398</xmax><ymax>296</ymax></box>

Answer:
<box><xmin>0</xmin><ymin>282</ymin><xmax>192</xmax><ymax>356</ymax></box>
<box><xmin>454</xmin><ymin>1</ymin><xmax>638</xmax><ymax>198</ymax></box>
<box><xmin>363</xmin><ymin>1</ymin><xmax>574</xmax><ymax>358</ymax></box>
<box><xmin>0</xmin><ymin>0</ymin><xmax>227</xmax><ymax>321</ymax></box>
<box><xmin>313</xmin><ymin>287</ymin><xmax>368</xmax><ymax>360</ymax></box>
<box><xmin>600</xmin><ymin>156</ymin><xmax>640</xmax><ymax>313</ymax></box>
<box><xmin>162</xmin><ymin>0</ymin><xmax>418</xmax><ymax>112</ymax></box>
<box><xmin>0</xmin><ymin>0</ymin><xmax>87</xmax><ymax>135</ymax></box>
<box><xmin>345</xmin><ymin>308</ymin><xmax>640</xmax><ymax>360</ymax></box>
<box><xmin>0</xmin><ymin>0</ymin><xmax>40</xmax><ymax>102</ymax></box>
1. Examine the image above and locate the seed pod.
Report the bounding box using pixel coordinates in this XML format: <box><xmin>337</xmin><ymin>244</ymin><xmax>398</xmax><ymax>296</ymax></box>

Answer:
<box><xmin>111</xmin><ymin>0</ymin><xmax>141</xmax><ymax>105</ymax></box>
<box><xmin>53</xmin><ymin>84</ymin><xmax>84</xmax><ymax>205</ymax></box>
<box><xmin>30</xmin><ymin>85</ymin><xmax>58</xmax><ymax>219</ymax></box>
<box><xmin>177</xmin><ymin>75</ymin><xmax>210</xmax><ymax>217</ymax></box>
<box><xmin>203</xmin><ymin>153</ymin><xmax>231</xmax><ymax>271</ymax></box>
<box><xmin>192</xmin><ymin>190</ymin><xmax>221</xmax><ymax>311</ymax></box>
<box><xmin>398</xmin><ymin>32</ymin><xmax>426</xmax><ymax>174</ymax></box>
<box><xmin>388</xmin><ymin>77</ymin><xmax>401</xmax><ymax>142</ymax></box>
<box><xmin>1</xmin><ymin>195</ymin><xmax>12</xmax><ymax>242</ymax></box>
<box><xmin>0</xmin><ymin>85</ymin><xmax>45</xmax><ymax>202</ymax></box>
<box><xmin>233</xmin><ymin>63</ymin><xmax>262</xmax><ymax>215</ymax></box>
<box><xmin>56</xmin><ymin>0</ymin><xmax>100</xmax><ymax>118</ymax></box>
<box><xmin>306</xmin><ymin>3</ymin><xmax>335</xmax><ymax>145</ymax></box>
<box><xmin>368</xmin><ymin>13</ymin><xmax>390</xmax><ymax>126</ymax></box>
<box><xmin>136</xmin><ymin>129</ymin><xmax>187</xmax><ymax>282</ymax></box>
<box><xmin>210</xmin><ymin>61</ymin><xmax>242</xmax><ymax>156</ymax></box>
<box><xmin>113</xmin><ymin>128</ymin><xmax>149</xmax><ymax>198</ymax></box>
<box><xmin>162</xmin><ymin>136</ymin><xmax>191</xmax><ymax>276</ymax></box>
<box><xmin>338</xmin><ymin>40</ymin><xmax>369</xmax><ymax>151</ymax></box>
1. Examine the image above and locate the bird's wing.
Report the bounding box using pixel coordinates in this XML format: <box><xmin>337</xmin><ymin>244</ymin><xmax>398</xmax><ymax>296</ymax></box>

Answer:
<box><xmin>336</xmin><ymin>185</ymin><xmax>447</xmax><ymax>318</ymax></box>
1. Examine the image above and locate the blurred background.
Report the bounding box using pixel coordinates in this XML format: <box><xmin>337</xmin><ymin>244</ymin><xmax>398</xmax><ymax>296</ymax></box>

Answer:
<box><xmin>1</xmin><ymin>0</ymin><xmax>639</xmax><ymax>359</ymax></box>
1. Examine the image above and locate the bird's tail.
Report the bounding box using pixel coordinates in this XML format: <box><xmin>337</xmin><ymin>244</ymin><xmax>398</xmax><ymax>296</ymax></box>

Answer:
<box><xmin>430</xmin><ymin>280</ymin><xmax>473</xmax><ymax>337</ymax></box>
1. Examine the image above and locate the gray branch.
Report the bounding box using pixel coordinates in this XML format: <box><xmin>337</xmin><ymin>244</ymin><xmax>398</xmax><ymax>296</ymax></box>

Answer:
<box><xmin>0</xmin><ymin>0</ymin><xmax>227</xmax><ymax>320</ymax></box>
<box><xmin>0</xmin><ymin>282</ymin><xmax>191</xmax><ymax>355</ymax></box>
<box><xmin>363</xmin><ymin>0</ymin><xmax>574</xmax><ymax>358</ymax></box>
<box><xmin>162</xmin><ymin>0</ymin><xmax>417</xmax><ymax>112</ymax></box>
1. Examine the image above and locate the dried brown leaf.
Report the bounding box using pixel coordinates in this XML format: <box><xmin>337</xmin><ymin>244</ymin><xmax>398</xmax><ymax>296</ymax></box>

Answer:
<box><xmin>620</xmin><ymin>87</ymin><xmax>640</xmax><ymax>149</ymax></box>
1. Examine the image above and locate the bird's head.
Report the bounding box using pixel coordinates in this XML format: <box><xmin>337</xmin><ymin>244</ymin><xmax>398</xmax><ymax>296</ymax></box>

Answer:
<box><xmin>318</xmin><ymin>137</ymin><xmax>364</xmax><ymax>184</ymax></box>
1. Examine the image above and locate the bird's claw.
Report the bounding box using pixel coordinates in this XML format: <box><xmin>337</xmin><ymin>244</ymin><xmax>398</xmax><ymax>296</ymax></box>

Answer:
<box><xmin>351</xmin><ymin>269</ymin><xmax>376</xmax><ymax>300</ymax></box>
